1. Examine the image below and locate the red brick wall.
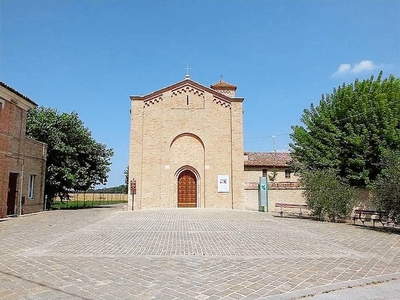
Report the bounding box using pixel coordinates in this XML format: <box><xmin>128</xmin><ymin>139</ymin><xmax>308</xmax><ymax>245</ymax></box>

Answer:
<box><xmin>0</xmin><ymin>156</ymin><xmax>11</xmax><ymax>217</ymax></box>
<box><xmin>20</xmin><ymin>138</ymin><xmax>47</xmax><ymax>214</ymax></box>
<box><xmin>0</xmin><ymin>99</ymin><xmax>13</xmax><ymax>218</ymax></box>
<box><xmin>0</xmin><ymin>97</ymin><xmax>13</xmax><ymax>133</ymax></box>
<box><xmin>0</xmin><ymin>94</ymin><xmax>47</xmax><ymax>218</ymax></box>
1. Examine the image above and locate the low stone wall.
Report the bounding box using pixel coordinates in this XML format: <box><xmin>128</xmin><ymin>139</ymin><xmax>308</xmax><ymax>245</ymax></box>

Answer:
<box><xmin>243</xmin><ymin>181</ymin><xmax>305</xmax><ymax>212</ymax></box>
<box><xmin>68</xmin><ymin>193</ymin><xmax>128</xmax><ymax>202</ymax></box>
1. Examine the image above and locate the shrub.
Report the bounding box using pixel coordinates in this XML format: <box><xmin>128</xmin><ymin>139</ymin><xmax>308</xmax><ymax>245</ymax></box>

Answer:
<box><xmin>300</xmin><ymin>168</ymin><xmax>355</xmax><ymax>222</ymax></box>
<box><xmin>371</xmin><ymin>150</ymin><xmax>400</xmax><ymax>223</ymax></box>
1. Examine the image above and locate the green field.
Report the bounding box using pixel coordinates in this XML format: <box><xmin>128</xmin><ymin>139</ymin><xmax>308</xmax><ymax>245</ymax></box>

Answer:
<box><xmin>51</xmin><ymin>200</ymin><xmax>127</xmax><ymax>209</ymax></box>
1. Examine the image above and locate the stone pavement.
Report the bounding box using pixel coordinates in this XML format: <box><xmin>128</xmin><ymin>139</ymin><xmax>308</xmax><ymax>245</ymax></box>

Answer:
<box><xmin>0</xmin><ymin>206</ymin><xmax>400</xmax><ymax>299</ymax></box>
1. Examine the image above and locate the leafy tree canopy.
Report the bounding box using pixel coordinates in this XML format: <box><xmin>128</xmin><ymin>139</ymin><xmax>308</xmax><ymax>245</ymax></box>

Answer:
<box><xmin>371</xmin><ymin>149</ymin><xmax>400</xmax><ymax>222</ymax></box>
<box><xmin>290</xmin><ymin>72</ymin><xmax>400</xmax><ymax>186</ymax></box>
<box><xmin>88</xmin><ymin>185</ymin><xmax>126</xmax><ymax>193</ymax></box>
<box><xmin>27</xmin><ymin>107</ymin><xmax>114</xmax><ymax>200</ymax></box>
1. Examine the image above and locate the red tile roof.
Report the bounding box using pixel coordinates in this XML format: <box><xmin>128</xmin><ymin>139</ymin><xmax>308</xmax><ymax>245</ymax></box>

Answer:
<box><xmin>210</xmin><ymin>80</ymin><xmax>237</xmax><ymax>91</ymax></box>
<box><xmin>0</xmin><ymin>82</ymin><xmax>37</xmax><ymax>106</ymax></box>
<box><xmin>244</xmin><ymin>152</ymin><xmax>291</xmax><ymax>167</ymax></box>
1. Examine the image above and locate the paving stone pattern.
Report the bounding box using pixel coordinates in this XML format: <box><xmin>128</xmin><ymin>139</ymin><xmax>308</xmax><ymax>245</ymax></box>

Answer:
<box><xmin>1</xmin><ymin>206</ymin><xmax>400</xmax><ymax>299</ymax></box>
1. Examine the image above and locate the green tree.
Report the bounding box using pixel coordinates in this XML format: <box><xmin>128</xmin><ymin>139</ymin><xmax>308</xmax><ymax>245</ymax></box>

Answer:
<box><xmin>268</xmin><ymin>168</ymin><xmax>278</xmax><ymax>182</ymax></box>
<box><xmin>300</xmin><ymin>168</ymin><xmax>354</xmax><ymax>221</ymax></box>
<box><xmin>371</xmin><ymin>150</ymin><xmax>400</xmax><ymax>223</ymax></box>
<box><xmin>290</xmin><ymin>72</ymin><xmax>400</xmax><ymax>186</ymax></box>
<box><xmin>124</xmin><ymin>166</ymin><xmax>129</xmax><ymax>194</ymax></box>
<box><xmin>26</xmin><ymin>107</ymin><xmax>114</xmax><ymax>203</ymax></box>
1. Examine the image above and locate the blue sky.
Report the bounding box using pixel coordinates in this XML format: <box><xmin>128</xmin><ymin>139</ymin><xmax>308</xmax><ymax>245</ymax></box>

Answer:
<box><xmin>1</xmin><ymin>0</ymin><xmax>399</xmax><ymax>187</ymax></box>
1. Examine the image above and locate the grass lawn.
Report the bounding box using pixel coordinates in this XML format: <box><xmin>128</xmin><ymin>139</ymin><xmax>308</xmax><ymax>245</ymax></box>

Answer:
<box><xmin>51</xmin><ymin>200</ymin><xmax>127</xmax><ymax>209</ymax></box>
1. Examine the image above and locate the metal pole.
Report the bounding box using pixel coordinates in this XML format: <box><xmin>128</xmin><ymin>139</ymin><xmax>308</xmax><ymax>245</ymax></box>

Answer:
<box><xmin>258</xmin><ymin>183</ymin><xmax>261</xmax><ymax>212</ymax></box>
<box><xmin>266</xmin><ymin>176</ymin><xmax>269</xmax><ymax>212</ymax></box>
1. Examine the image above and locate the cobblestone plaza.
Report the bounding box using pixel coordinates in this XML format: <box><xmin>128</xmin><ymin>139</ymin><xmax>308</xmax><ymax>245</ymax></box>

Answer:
<box><xmin>1</xmin><ymin>206</ymin><xmax>400</xmax><ymax>299</ymax></box>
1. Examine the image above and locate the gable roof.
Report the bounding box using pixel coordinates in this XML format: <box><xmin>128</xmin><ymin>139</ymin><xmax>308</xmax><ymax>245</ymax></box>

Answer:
<box><xmin>0</xmin><ymin>82</ymin><xmax>37</xmax><ymax>106</ymax></box>
<box><xmin>130</xmin><ymin>78</ymin><xmax>242</xmax><ymax>103</ymax></box>
<box><xmin>244</xmin><ymin>152</ymin><xmax>291</xmax><ymax>167</ymax></box>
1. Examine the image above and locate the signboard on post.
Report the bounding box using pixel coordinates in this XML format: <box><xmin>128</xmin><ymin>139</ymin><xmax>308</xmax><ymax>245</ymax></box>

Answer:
<box><xmin>258</xmin><ymin>176</ymin><xmax>268</xmax><ymax>212</ymax></box>
<box><xmin>130</xmin><ymin>179</ymin><xmax>136</xmax><ymax>195</ymax></box>
<box><xmin>130</xmin><ymin>179</ymin><xmax>136</xmax><ymax>211</ymax></box>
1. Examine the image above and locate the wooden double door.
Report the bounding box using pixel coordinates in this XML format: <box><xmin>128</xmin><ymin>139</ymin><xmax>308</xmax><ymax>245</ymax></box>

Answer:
<box><xmin>177</xmin><ymin>170</ymin><xmax>197</xmax><ymax>208</ymax></box>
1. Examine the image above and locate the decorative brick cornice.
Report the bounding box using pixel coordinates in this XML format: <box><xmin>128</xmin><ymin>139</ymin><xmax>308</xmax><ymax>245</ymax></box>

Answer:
<box><xmin>213</xmin><ymin>95</ymin><xmax>231</xmax><ymax>108</ymax></box>
<box><xmin>131</xmin><ymin>78</ymin><xmax>234</xmax><ymax>106</ymax></box>
<box><xmin>171</xmin><ymin>85</ymin><xmax>204</xmax><ymax>97</ymax></box>
<box><xmin>143</xmin><ymin>94</ymin><xmax>163</xmax><ymax>107</ymax></box>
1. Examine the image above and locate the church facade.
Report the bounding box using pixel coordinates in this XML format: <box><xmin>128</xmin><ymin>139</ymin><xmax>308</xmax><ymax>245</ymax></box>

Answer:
<box><xmin>128</xmin><ymin>76</ymin><xmax>302</xmax><ymax>210</ymax></box>
<box><xmin>129</xmin><ymin>75</ymin><xmax>245</xmax><ymax>210</ymax></box>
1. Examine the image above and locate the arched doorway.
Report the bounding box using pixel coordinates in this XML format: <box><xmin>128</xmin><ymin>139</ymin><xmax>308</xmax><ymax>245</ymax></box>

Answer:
<box><xmin>177</xmin><ymin>170</ymin><xmax>197</xmax><ymax>207</ymax></box>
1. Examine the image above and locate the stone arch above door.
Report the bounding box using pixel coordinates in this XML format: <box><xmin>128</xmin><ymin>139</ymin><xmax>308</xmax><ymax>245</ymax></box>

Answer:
<box><xmin>170</xmin><ymin>133</ymin><xmax>205</xmax><ymax>168</ymax></box>
<box><xmin>170</xmin><ymin>133</ymin><xmax>204</xmax><ymax>208</ymax></box>
<box><xmin>170</xmin><ymin>132</ymin><xmax>205</xmax><ymax>150</ymax></box>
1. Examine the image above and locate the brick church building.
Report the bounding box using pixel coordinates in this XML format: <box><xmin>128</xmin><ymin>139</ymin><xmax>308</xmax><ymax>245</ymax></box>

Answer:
<box><xmin>128</xmin><ymin>76</ymin><xmax>302</xmax><ymax>211</ymax></box>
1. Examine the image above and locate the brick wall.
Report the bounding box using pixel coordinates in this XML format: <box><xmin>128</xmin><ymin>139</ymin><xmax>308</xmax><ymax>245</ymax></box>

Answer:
<box><xmin>243</xmin><ymin>167</ymin><xmax>304</xmax><ymax>211</ymax></box>
<box><xmin>244</xmin><ymin>166</ymin><xmax>299</xmax><ymax>183</ymax></box>
<box><xmin>0</xmin><ymin>98</ymin><xmax>14</xmax><ymax>217</ymax></box>
<box><xmin>0</xmin><ymin>156</ymin><xmax>11</xmax><ymax>217</ymax></box>
<box><xmin>244</xmin><ymin>188</ymin><xmax>306</xmax><ymax>211</ymax></box>
<box><xmin>19</xmin><ymin>138</ymin><xmax>47</xmax><ymax>215</ymax></box>
<box><xmin>0</xmin><ymin>99</ymin><xmax>12</xmax><ymax>218</ymax></box>
<box><xmin>0</xmin><ymin>84</ymin><xmax>47</xmax><ymax>218</ymax></box>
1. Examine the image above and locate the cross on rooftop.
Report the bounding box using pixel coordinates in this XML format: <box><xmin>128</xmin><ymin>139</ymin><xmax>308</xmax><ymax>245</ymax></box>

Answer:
<box><xmin>184</xmin><ymin>64</ymin><xmax>191</xmax><ymax>79</ymax></box>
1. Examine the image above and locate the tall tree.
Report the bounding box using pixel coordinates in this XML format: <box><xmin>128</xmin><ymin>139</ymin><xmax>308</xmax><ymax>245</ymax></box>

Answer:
<box><xmin>371</xmin><ymin>150</ymin><xmax>400</xmax><ymax>222</ymax></box>
<box><xmin>290</xmin><ymin>72</ymin><xmax>400</xmax><ymax>186</ymax></box>
<box><xmin>26</xmin><ymin>107</ymin><xmax>114</xmax><ymax>202</ymax></box>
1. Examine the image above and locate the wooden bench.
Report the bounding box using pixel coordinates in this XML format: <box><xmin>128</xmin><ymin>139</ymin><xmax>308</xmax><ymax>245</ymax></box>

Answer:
<box><xmin>275</xmin><ymin>203</ymin><xmax>308</xmax><ymax>218</ymax></box>
<box><xmin>352</xmin><ymin>209</ymin><xmax>389</xmax><ymax>228</ymax></box>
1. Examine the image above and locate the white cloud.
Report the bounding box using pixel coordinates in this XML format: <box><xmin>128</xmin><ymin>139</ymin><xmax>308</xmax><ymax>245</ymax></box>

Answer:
<box><xmin>352</xmin><ymin>60</ymin><xmax>375</xmax><ymax>73</ymax></box>
<box><xmin>332</xmin><ymin>60</ymin><xmax>378</xmax><ymax>77</ymax></box>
